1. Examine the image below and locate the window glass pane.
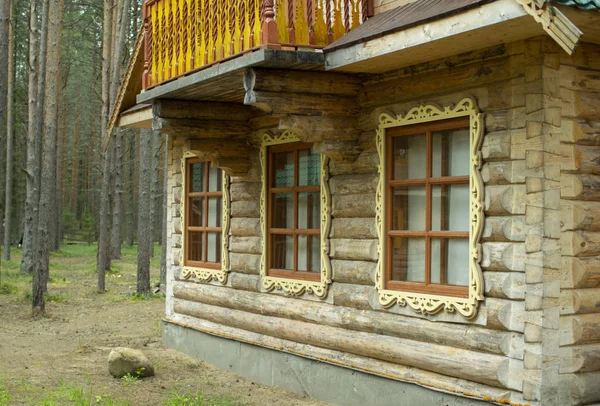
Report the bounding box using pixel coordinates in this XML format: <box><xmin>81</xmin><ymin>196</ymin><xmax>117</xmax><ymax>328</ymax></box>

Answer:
<box><xmin>392</xmin><ymin>134</ymin><xmax>426</xmax><ymax>180</ymax></box>
<box><xmin>431</xmin><ymin>184</ymin><xmax>469</xmax><ymax>231</ymax></box>
<box><xmin>390</xmin><ymin>237</ymin><xmax>425</xmax><ymax>282</ymax></box>
<box><xmin>272</xmin><ymin>193</ymin><xmax>294</xmax><ymax>229</ymax></box>
<box><xmin>207</xmin><ymin>197</ymin><xmax>221</xmax><ymax>228</ymax></box>
<box><xmin>273</xmin><ymin>151</ymin><xmax>295</xmax><ymax>187</ymax></box>
<box><xmin>207</xmin><ymin>232</ymin><xmax>221</xmax><ymax>263</ymax></box>
<box><xmin>189</xmin><ymin>197</ymin><xmax>204</xmax><ymax>227</ymax></box>
<box><xmin>298</xmin><ymin>192</ymin><xmax>320</xmax><ymax>229</ymax></box>
<box><xmin>298</xmin><ymin>149</ymin><xmax>320</xmax><ymax>186</ymax></box>
<box><xmin>271</xmin><ymin>234</ymin><xmax>293</xmax><ymax>270</ymax></box>
<box><xmin>392</xmin><ymin>187</ymin><xmax>426</xmax><ymax>231</ymax></box>
<box><xmin>190</xmin><ymin>162</ymin><xmax>206</xmax><ymax>192</ymax></box>
<box><xmin>431</xmin><ymin>238</ymin><xmax>469</xmax><ymax>286</ymax></box>
<box><xmin>298</xmin><ymin>235</ymin><xmax>320</xmax><ymax>272</ymax></box>
<box><xmin>208</xmin><ymin>166</ymin><xmax>222</xmax><ymax>192</ymax></box>
<box><xmin>188</xmin><ymin>231</ymin><xmax>203</xmax><ymax>262</ymax></box>
<box><xmin>432</xmin><ymin>127</ymin><xmax>469</xmax><ymax>177</ymax></box>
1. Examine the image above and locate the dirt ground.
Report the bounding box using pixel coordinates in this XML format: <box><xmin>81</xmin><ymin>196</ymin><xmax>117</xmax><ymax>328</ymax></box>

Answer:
<box><xmin>0</xmin><ymin>245</ymin><xmax>328</xmax><ymax>406</ymax></box>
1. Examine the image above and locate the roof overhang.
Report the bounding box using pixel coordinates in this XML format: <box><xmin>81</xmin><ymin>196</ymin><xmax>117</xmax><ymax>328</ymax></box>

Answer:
<box><xmin>324</xmin><ymin>0</ymin><xmax>589</xmax><ymax>73</ymax></box>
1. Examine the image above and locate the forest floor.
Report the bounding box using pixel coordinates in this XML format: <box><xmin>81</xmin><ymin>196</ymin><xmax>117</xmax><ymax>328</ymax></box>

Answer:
<box><xmin>0</xmin><ymin>244</ymin><xmax>326</xmax><ymax>406</ymax></box>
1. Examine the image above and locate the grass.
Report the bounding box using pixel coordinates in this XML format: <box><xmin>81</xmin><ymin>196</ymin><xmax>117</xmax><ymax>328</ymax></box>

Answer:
<box><xmin>0</xmin><ymin>383</ymin><xmax>10</xmax><ymax>406</ymax></box>
<box><xmin>163</xmin><ymin>390</ymin><xmax>240</xmax><ymax>406</ymax></box>
<box><xmin>35</xmin><ymin>382</ymin><xmax>130</xmax><ymax>406</ymax></box>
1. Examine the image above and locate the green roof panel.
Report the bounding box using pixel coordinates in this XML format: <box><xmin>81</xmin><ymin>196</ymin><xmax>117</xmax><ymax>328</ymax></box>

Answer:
<box><xmin>554</xmin><ymin>0</ymin><xmax>600</xmax><ymax>10</ymax></box>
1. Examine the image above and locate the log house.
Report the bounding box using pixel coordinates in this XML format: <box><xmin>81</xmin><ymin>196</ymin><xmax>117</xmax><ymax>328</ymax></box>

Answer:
<box><xmin>110</xmin><ymin>0</ymin><xmax>600</xmax><ymax>404</ymax></box>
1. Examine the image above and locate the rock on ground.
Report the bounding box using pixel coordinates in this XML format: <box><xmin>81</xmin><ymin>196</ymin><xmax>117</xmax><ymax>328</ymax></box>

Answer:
<box><xmin>108</xmin><ymin>347</ymin><xmax>155</xmax><ymax>378</ymax></box>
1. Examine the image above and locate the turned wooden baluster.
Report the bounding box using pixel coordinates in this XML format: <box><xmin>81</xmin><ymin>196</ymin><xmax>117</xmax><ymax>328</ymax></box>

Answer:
<box><xmin>326</xmin><ymin>0</ymin><xmax>332</xmax><ymax>43</ymax></box>
<box><xmin>143</xmin><ymin>4</ymin><xmax>152</xmax><ymax>88</ymax></box>
<box><xmin>239</xmin><ymin>0</ymin><xmax>246</xmax><ymax>50</ymax></box>
<box><xmin>182</xmin><ymin>0</ymin><xmax>189</xmax><ymax>72</ymax></box>
<box><xmin>203</xmin><ymin>0</ymin><xmax>210</xmax><ymax>65</ymax></box>
<box><xmin>307</xmin><ymin>0</ymin><xmax>314</xmax><ymax>44</ymax></box>
<box><xmin>361</xmin><ymin>0</ymin><xmax>372</xmax><ymax>23</ymax></box>
<box><xmin>229</xmin><ymin>0</ymin><xmax>236</xmax><ymax>55</ymax></box>
<box><xmin>174</xmin><ymin>0</ymin><xmax>181</xmax><ymax>75</ymax></box>
<box><xmin>212</xmin><ymin>0</ymin><xmax>218</xmax><ymax>61</ymax></box>
<box><xmin>343</xmin><ymin>0</ymin><xmax>349</xmax><ymax>32</ymax></box>
<box><xmin>190</xmin><ymin>0</ymin><xmax>196</xmax><ymax>66</ymax></box>
<box><xmin>220</xmin><ymin>0</ymin><xmax>226</xmax><ymax>58</ymax></box>
<box><xmin>287</xmin><ymin>0</ymin><xmax>295</xmax><ymax>43</ymax></box>
<box><xmin>261</xmin><ymin>0</ymin><xmax>278</xmax><ymax>44</ymax></box>
<box><xmin>249</xmin><ymin>0</ymin><xmax>256</xmax><ymax>46</ymax></box>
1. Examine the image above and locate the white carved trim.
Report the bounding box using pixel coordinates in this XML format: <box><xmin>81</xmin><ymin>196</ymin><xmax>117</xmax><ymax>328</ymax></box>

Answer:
<box><xmin>180</xmin><ymin>151</ymin><xmax>231</xmax><ymax>284</ymax></box>
<box><xmin>260</xmin><ymin>131</ymin><xmax>332</xmax><ymax>298</ymax></box>
<box><xmin>375</xmin><ymin>98</ymin><xmax>485</xmax><ymax>319</ymax></box>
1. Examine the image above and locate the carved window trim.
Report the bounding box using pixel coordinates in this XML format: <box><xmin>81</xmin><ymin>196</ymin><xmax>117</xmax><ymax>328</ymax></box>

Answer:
<box><xmin>260</xmin><ymin>131</ymin><xmax>332</xmax><ymax>298</ymax></box>
<box><xmin>180</xmin><ymin>151</ymin><xmax>231</xmax><ymax>284</ymax></box>
<box><xmin>375</xmin><ymin>98</ymin><xmax>484</xmax><ymax>318</ymax></box>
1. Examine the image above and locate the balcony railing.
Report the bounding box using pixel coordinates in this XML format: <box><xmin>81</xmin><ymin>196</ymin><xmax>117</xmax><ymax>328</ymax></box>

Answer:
<box><xmin>142</xmin><ymin>0</ymin><xmax>373</xmax><ymax>89</ymax></box>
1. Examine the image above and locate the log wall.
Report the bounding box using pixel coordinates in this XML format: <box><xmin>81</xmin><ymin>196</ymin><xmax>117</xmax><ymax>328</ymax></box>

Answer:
<box><xmin>162</xmin><ymin>38</ymin><xmax>600</xmax><ymax>406</ymax></box>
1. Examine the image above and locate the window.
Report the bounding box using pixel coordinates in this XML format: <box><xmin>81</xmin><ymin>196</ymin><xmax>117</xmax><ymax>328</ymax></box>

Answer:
<box><xmin>376</xmin><ymin>99</ymin><xmax>484</xmax><ymax>318</ymax></box>
<box><xmin>181</xmin><ymin>155</ymin><xmax>230</xmax><ymax>283</ymax></box>
<box><xmin>260</xmin><ymin>131</ymin><xmax>332</xmax><ymax>298</ymax></box>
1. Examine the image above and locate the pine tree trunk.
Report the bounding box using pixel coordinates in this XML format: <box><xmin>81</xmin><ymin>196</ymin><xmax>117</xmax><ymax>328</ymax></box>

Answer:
<box><xmin>34</xmin><ymin>0</ymin><xmax>64</xmax><ymax>313</ymax></box>
<box><xmin>97</xmin><ymin>0</ymin><xmax>114</xmax><ymax>291</ymax></box>
<box><xmin>149</xmin><ymin>130</ymin><xmax>160</xmax><ymax>257</ymax></box>
<box><xmin>3</xmin><ymin>0</ymin><xmax>14</xmax><ymax>261</ymax></box>
<box><xmin>160</xmin><ymin>134</ymin><xmax>168</xmax><ymax>285</ymax></box>
<box><xmin>70</xmin><ymin>122</ymin><xmax>79</xmax><ymax>215</ymax></box>
<box><xmin>126</xmin><ymin>131</ymin><xmax>135</xmax><ymax>247</ymax></box>
<box><xmin>21</xmin><ymin>0</ymin><xmax>47</xmax><ymax>275</ymax></box>
<box><xmin>137</xmin><ymin>130</ymin><xmax>153</xmax><ymax>295</ymax></box>
<box><xmin>110</xmin><ymin>131</ymin><xmax>122</xmax><ymax>259</ymax></box>
<box><xmin>0</xmin><ymin>0</ymin><xmax>9</xmax><ymax>248</ymax></box>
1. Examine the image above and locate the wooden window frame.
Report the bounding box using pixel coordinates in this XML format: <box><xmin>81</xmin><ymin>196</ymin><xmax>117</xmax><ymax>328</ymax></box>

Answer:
<box><xmin>180</xmin><ymin>153</ymin><xmax>230</xmax><ymax>284</ymax></box>
<box><xmin>260</xmin><ymin>131</ymin><xmax>332</xmax><ymax>298</ymax></box>
<box><xmin>375</xmin><ymin>98</ymin><xmax>485</xmax><ymax>319</ymax></box>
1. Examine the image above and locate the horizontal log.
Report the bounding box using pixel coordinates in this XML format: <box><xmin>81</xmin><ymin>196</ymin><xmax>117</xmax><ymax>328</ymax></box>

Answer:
<box><xmin>560</xmin><ymin>344</ymin><xmax>600</xmax><ymax>373</ymax></box>
<box><xmin>482</xmin><ymin>216</ymin><xmax>526</xmax><ymax>242</ymax></box>
<box><xmin>331</xmin><ymin>259</ymin><xmax>375</xmax><ymax>285</ymax></box>
<box><xmin>244</xmin><ymin>90</ymin><xmax>358</xmax><ymax>117</ymax></box>
<box><xmin>481</xmin><ymin>130</ymin><xmax>510</xmax><ymax>161</ymax></box>
<box><xmin>329</xmin><ymin>150</ymin><xmax>379</xmax><ymax>176</ymax></box>
<box><xmin>231</xmin><ymin>200</ymin><xmax>260</xmax><ymax>218</ymax></box>
<box><xmin>484</xmin><ymin>272</ymin><xmax>526</xmax><ymax>300</ymax></box>
<box><xmin>561</xmin><ymin>174</ymin><xmax>600</xmax><ymax>201</ymax></box>
<box><xmin>561</xmin><ymin>88</ymin><xmax>600</xmax><ymax>120</ymax></box>
<box><xmin>559</xmin><ymin>257</ymin><xmax>600</xmax><ymax>289</ymax></box>
<box><xmin>230</xmin><ymin>273</ymin><xmax>261</xmax><ymax>292</ymax></box>
<box><xmin>560</xmin><ymin>119</ymin><xmax>600</xmax><ymax>145</ymax></box>
<box><xmin>330</xmin><ymin>238</ymin><xmax>378</xmax><ymax>261</ymax></box>
<box><xmin>560</xmin><ymin>371</ymin><xmax>600</xmax><ymax>405</ymax></box>
<box><xmin>560</xmin><ymin>65</ymin><xmax>600</xmax><ymax>93</ymax></box>
<box><xmin>560</xmin><ymin>288</ymin><xmax>600</xmax><ymax>315</ymax></box>
<box><xmin>481</xmin><ymin>160</ymin><xmax>539</xmax><ymax>185</ymax></box>
<box><xmin>168</xmin><ymin>313</ymin><xmax>517</xmax><ymax>403</ymax></box>
<box><xmin>561</xmin><ymin>200</ymin><xmax>600</xmax><ymax>232</ymax></box>
<box><xmin>172</xmin><ymin>282</ymin><xmax>520</xmax><ymax>358</ymax></box>
<box><xmin>485</xmin><ymin>107</ymin><xmax>526</xmax><ymax>133</ymax></box>
<box><xmin>278</xmin><ymin>115</ymin><xmax>359</xmax><ymax>140</ymax></box>
<box><xmin>229</xmin><ymin>236</ymin><xmax>261</xmax><ymax>255</ymax></box>
<box><xmin>229</xmin><ymin>252</ymin><xmax>260</xmax><ymax>275</ymax></box>
<box><xmin>154</xmin><ymin>118</ymin><xmax>250</xmax><ymax>138</ymax></box>
<box><xmin>230</xmin><ymin>182</ymin><xmax>262</xmax><ymax>201</ymax></box>
<box><xmin>560</xmin><ymin>313</ymin><xmax>600</xmax><ymax>346</ymax></box>
<box><xmin>314</xmin><ymin>139</ymin><xmax>362</xmax><ymax>162</ymax></box>
<box><xmin>481</xmin><ymin>242</ymin><xmax>526</xmax><ymax>272</ymax></box>
<box><xmin>230</xmin><ymin>218</ymin><xmax>260</xmax><ymax>237</ymax></box>
<box><xmin>485</xmin><ymin>185</ymin><xmax>527</xmax><ymax>216</ymax></box>
<box><xmin>153</xmin><ymin>99</ymin><xmax>256</xmax><ymax>121</ymax></box>
<box><xmin>246</xmin><ymin>69</ymin><xmax>361</xmax><ymax>96</ymax></box>
<box><xmin>173</xmin><ymin>300</ymin><xmax>522</xmax><ymax>389</ymax></box>
<box><xmin>561</xmin><ymin>231</ymin><xmax>600</xmax><ymax>257</ymax></box>
<box><xmin>329</xmin><ymin>174</ymin><xmax>378</xmax><ymax>195</ymax></box>
<box><xmin>331</xmin><ymin>283</ymin><xmax>373</xmax><ymax>310</ymax></box>
<box><xmin>332</xmin><ymin>194</ymin><xmax>376</xmax><ymax>218</ymax></box>
<box><xmin>330</xmin><ymin>217</ymin><xmax>377</xmax><ymax>239</ymax></box>
<box><xmin>486</xmin><ymin>298</ymin><xmax>525</xmax><ymax>333</ymax></box>
<box><xmin>560</xmin><ymin>144</ymin><xmax>600</xmax><ymax>175</ymax></box>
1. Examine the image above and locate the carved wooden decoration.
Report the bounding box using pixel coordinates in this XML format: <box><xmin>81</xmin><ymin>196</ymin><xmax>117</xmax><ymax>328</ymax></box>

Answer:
<box><xmin>180</xmin><ymin>151</ymin><xmax>231</xmax><ymax>284</ymax></box>
<box><xmin>375</xmin><ymin>98</ymin><xmax>485</xmax><ymax>319</ymax></box>
<box><xmin>260</xmin><ymin>130</ymin><xmax>332</xmax><ymax>298</ymax></box>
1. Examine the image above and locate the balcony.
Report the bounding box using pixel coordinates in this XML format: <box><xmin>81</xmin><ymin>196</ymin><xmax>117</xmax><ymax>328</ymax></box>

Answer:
<box><xmin>141</xmin><ymin>0</ymin><xmax>373</xmax><ymax>89</ymax></box>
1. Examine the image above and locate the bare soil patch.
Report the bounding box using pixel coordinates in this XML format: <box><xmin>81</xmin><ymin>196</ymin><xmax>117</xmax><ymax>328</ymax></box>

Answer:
<box><xmin>0</xmin><ymin>245</ymin><xmax>327</xmax><ymax>405</ymax></box>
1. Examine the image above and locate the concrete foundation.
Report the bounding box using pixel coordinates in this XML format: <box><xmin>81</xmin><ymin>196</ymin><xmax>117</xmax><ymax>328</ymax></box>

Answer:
<box><xmin>163</xmin><ymin>320</ymin><xmax>491</xmax><ymax>406</ymax></box>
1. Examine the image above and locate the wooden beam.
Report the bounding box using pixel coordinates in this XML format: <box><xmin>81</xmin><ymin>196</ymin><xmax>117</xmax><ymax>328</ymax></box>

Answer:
<box><xmin>153</xmin><ymin>117</ymin><xmax>250</xmax><ymax>138</ymax></box>
<box><xmin>186</xmin><ymin>138</ymin><xmax>251</xmax><ymax>176</ymax></box>
<box><xmin>153</xmin><ymin>99</ymin><xmax>257</xmax><ymax>121</ymax></box>
<box><xmin>246</xmin><ymin>68</ymin><xmax>361</xmax><ymax>96</ymax></box>
<box><xmin>117</xmin><ymin>105</ymin><xmax>153</xmax><ymax>129</ymax></box>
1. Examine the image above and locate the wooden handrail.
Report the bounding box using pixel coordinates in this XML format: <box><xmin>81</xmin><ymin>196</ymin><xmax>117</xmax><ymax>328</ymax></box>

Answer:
<box><xmin>142</xmin><ymin>0</ymin><xmax>374</xmax><ymax>90</ymax></box>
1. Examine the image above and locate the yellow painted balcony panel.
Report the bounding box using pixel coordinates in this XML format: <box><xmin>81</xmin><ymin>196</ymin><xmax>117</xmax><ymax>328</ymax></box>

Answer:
<box><xmin>142</xmin><ymin>0</ymin><xmax>373</xmax><ymax>89</ymax></box>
